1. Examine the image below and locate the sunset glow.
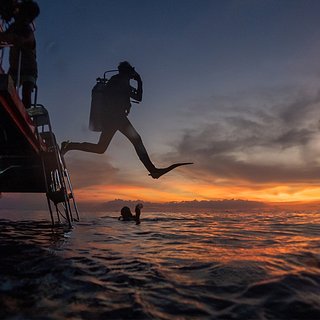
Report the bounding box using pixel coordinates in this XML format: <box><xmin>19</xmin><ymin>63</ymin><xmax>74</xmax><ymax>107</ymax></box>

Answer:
<box><xmin>74</xmin><ymin>181</ymin><xmax>320</xmax><ymax>204</ymax></box>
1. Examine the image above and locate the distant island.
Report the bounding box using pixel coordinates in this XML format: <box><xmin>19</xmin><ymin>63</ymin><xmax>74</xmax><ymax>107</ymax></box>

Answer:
<box><xmin>1</xmin><ymin>195</ymin><xmax>317</xmax><ymax>213</ymax></box>
<box><xmin>81</xmin><ymin>198</ymin><xmax>267</xmax><ymax>212</ymax></box>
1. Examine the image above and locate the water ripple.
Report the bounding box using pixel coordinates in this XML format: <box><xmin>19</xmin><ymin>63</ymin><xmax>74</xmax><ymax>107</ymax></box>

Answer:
<box><xmin>0</xmin><ymin>210</ymin><xmax>320</xmax><ymax>319</ymax></box>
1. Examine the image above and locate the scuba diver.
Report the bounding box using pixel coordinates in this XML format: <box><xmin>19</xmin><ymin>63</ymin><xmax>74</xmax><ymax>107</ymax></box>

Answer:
<box><xmin>118</xmin><ymin>203</ymin><xmax>143</xmax><ymax>225</ymax></box>
<box><xmin>61</xmin><ymin>61</ymin><xmax>192</xmax><ymax>179</ymax></box>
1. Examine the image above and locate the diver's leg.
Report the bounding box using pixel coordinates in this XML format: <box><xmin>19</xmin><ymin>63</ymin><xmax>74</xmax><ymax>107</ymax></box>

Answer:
<box><xmin>119</xmin><ymin>118</ymin><xmax>157</xmax><ymax>174</ymax></box>
<box><xmin>119</xmin><ymin>118</ymin><xmax>193</xmax><ymax>178</ymax></box>
<box><xmin>62</xmin><ymin>126</ymin><xmax>118</xmax><ymax>155</ymax></box>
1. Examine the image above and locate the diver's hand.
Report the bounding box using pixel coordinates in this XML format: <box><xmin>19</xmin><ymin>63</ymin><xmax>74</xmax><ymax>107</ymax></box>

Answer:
<box><xmin>135</xmin><ymin>203</ymin><xmax>143</xmax><ymax>210</ymax></box>
<box><xmin>132</xmin><ymin>71</ymin><xmax>141</xmax><ymax>82</ymax></box>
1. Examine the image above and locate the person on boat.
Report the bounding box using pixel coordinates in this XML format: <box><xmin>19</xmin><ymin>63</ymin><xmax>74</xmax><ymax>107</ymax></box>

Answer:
<box><xmin>61</xmin><ymin>61</ymin><xmax>192</xmax><ymax>179</ymax></box>
<box><xmin>118</xmin><ymin>203</ymin><xmax>143</xmax><ymax>225</ymax></box>
<box><xmin>0</xmin><ymin>0</ymin><xmax>40</xmax><ymax>109</ymax></box>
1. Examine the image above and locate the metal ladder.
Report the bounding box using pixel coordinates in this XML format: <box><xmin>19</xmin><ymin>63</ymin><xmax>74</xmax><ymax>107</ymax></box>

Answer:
<box><xmin>28</xmin><ymin>103</ymin><xmax>80</xmax><ymax>227</ymax></box>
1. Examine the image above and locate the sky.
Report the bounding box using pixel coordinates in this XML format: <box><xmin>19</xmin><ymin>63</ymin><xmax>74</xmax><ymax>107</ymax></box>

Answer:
<box><xmin>3</xmin><ymin>0</ymin><xmax>320</xmax><ymax>207</ymax></box>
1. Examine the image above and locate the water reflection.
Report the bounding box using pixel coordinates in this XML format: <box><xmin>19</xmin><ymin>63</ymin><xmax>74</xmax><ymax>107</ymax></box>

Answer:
<box><xmin>0</xmin><ymin>210</ymin><xmax>319</xmax><ymax>319</ymax></box>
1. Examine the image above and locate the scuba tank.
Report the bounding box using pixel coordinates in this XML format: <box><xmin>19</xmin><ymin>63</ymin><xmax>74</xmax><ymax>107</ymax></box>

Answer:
<box><xmin>89</xmin><ymin>77</ymin><xmax>108</xmax><ymax>132</ymax></box>
<box><xmin>89</xmin><ymin>70</ymin><xmax>117</xmax><ymax>132</ymax></box>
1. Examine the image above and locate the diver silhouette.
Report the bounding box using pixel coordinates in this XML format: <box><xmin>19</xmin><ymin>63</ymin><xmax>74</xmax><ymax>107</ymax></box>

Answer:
<box><xmin>118</xmin><ymin>203</ymin><xmax>143</xmax><ymax>225</ymax></box>
<box><xmin>61</xmin><ymin>61</ymin><xmax>192</xmax><ymax>178</ymax></box>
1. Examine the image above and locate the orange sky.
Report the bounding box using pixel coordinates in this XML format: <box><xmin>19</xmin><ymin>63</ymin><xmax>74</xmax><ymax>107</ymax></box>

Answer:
<box><xmin>73</xmin><ymin>178</ymin><xmax>320</xmax><ymax>204</ymax></box>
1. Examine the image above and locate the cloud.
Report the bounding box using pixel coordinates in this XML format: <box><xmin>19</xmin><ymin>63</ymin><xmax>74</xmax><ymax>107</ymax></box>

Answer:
<box><xmin>167</xmin><ymin>86</ymin><xmax>320</xmax><ymax>184</ymax></box>
<box><xmin>65</xmin><ymin>154</ymin><xmax>120</xmax><ymax>188</ymax></box>
<box><xmin>276</xmin><ymin>88</ymin><xmax>320</xmax><ymax>126</ymax></box>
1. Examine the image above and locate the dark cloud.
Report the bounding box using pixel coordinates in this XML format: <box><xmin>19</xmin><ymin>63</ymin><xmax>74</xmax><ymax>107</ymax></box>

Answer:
<box><xmin>65</xmin><ymin>154</ymin><xmax>120</xmax><ymax>188</ymax></box>
<box><xmin>185</xmin><ymin>154</ymin><xmax>320</xmax><ymax>184</ymax></box>
<box><xmin>167</xmin><ymin>86</ymin><xmax>320</xmax><ymax>184</ymax></box>
<box><xmin>274</xmin><ymin>128</ymin><xmax>313</xmax><ymax>148</ymax></box>
<box><xmin>276</xmin><ymin>89</ymin><xmax>320</xmax><ymax>126</ymax></box>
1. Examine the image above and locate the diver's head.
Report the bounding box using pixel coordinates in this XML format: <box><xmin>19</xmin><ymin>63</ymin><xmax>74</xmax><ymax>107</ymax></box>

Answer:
<box><xmin>120</xmin><ymin>206</ymin><xmax>131</xmax><ymax>216</ymax></box>
<box><xmin>118</xmin><ymin>61</ymin><xmax>135</xmax><ymax>77</ymax></box>
<box><xmin>15</xmin><ymin>0</ymin><xmax>40</xmax><ymax>23</ymax></box>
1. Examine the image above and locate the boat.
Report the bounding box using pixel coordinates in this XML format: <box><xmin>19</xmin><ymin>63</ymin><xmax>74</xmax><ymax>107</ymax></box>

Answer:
<box><xmin>0</xmin><ymin>71</ymin><xmax>79</xmax><ymax>227</ymax></box>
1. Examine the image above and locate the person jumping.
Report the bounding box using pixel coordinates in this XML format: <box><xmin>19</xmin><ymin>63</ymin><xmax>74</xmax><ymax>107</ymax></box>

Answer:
<box><xmin>61</xmin><ymin>61</ymin><xmax>192</xmax><ymax>179</ymax></box>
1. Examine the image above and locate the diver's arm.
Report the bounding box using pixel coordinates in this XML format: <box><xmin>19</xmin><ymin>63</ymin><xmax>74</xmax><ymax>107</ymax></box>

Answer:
<box><xmin>0</xmin><ymin>32</ymin><xmax>14</xmax><ymax>43</ymax></box>
<box><xmin>0</xmin><ymin>30</ymin><xmax>34</xmax><ymax>46</ymax></box>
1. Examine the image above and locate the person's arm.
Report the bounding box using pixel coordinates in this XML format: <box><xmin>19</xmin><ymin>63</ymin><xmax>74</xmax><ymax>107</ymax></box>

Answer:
<box><xmin>0</xmin><ymin>32</ymin><xmax>16</xmax><ymax>44</ymax></box>
<box><xmin>0</xmin><ymin>29</ymin><xmax>34</xmax><ymax>47</ymax></box>
<box><xmin>130</xmin><ymin>72</ymin><xmax>143</xmax><ymax>102</ymax></box>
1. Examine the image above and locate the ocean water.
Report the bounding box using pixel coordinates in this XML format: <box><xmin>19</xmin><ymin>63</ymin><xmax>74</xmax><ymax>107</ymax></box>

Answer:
<box><xmin>0</xmin><ymin>209</ymin><xmax>320</xmax><ymax>320</ymax></box>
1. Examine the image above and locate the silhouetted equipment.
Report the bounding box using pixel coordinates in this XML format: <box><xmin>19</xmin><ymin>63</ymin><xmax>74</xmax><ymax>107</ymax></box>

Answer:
<box><xmin>0</xmin><ymin>73</ymin><xmax>79</xmax><ymax>227</ymax></box>
<box><xmin>148</xmin><ymin>162</ymin><xmax>194</xmax><ymax>179</ymax></box>
<box><xmin>89</xmin><ymin>77</ymin><xmax>108</xmax><ymax>132</ymax></box>
<box><xmin>89</xmin><ymin>70</ymin><xmax>116</xmax><ymax>132</ymax></box>
<box><xmin>89</xmin><ymin>69</ymin><xmax>139</xmax><ymax>132</ymax></box>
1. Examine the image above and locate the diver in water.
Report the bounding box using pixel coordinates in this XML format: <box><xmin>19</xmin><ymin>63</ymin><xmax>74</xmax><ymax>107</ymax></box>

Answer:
<box><xmin>61</xmin><ymin>61</ymin><xmax>192</xmax><ymax>179</ymax></box>
<box><xmin>118</xmin><ymin>203</ymin><xmax>143</xmax><ymax>225</ymax></box>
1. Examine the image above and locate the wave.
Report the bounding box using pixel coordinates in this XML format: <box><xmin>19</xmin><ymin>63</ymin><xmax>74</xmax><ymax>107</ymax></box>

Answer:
<box><xmin>0</xmin><ymin>211</ymin><xmax>320</xmax><ymax>319</ymax></box>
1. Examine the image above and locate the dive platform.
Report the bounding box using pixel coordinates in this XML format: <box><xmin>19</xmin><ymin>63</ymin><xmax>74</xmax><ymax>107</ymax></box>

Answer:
<box><xmin>0</xmin><ymin>72</ymin><xmax>79</xmax><ymax>227</ymax></box>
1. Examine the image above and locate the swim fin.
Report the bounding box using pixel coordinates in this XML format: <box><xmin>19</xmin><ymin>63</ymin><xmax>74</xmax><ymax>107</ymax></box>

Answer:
<box><xmin>149</xmin><ymin>162</ymin><xmax>193</xmax><ymax>179</ymax></box>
